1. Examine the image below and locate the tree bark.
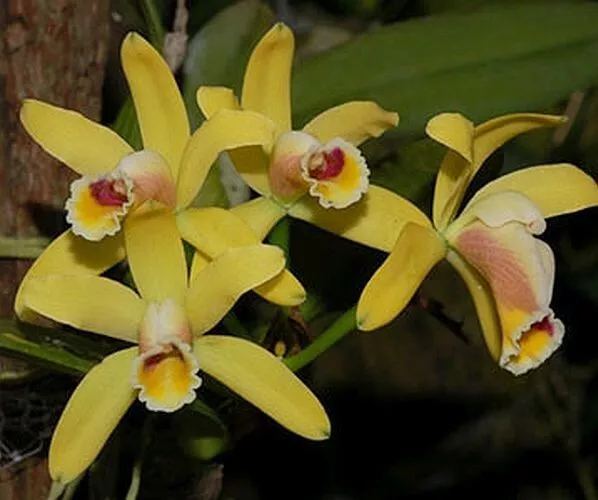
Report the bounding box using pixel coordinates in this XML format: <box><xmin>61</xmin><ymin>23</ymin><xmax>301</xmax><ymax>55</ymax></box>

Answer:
<box><xmin>0</xmin><ymin>1</ymin><xmax>110</xmax><ymax>497</ymax></box>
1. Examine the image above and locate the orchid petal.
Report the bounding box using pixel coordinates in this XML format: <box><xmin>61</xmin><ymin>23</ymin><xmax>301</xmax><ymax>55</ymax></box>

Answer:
<box><xmin>22</xmin><ymin>275</ymin><xmax>143</xmax><ymax>343</ymax></box>
<box><xmin>465</xmin><ymin>164</ymin><xmax>598</xmax><ymax>219</ymax></box>
<box><xmin>15</xmin><ymin>230</ymin><xmax>125</xmax><ymax>322</ymax></box>
<box><xmin>288</xmin><ymin>185</ymin><xmax>431</xmax><ymax>252</ymax></box>
<box><xmin>448</xmin><ymin>206</ymin><xmax>562</xmax><ymax>374</ymax></box>
<box><xmin>426</xmin><ymin>112</ymin><xmax>474</xmax><ymax>163</ymax></box>
<box><xmin>194</xmin><ymin>335</ymin><xmax>330</xmax><ymax>440</ymax></box>
<box><xmin>49</xmin><ymin>347</ymin><xmax>137</xmax><ymax>483</ymax></box>
<box><xmin>178</xmin><ymin>208</ymin><xmax>303</xmax><ymax>305</ymax></box>
<box><xmin>121</xmin><ymin>32</ymin><xmax>190</xmax><ymax>175</ymax></box>
<box><xmin>124</xmin><ymin>205</ymin><xmax>187</xmax><ymax>303</ymax></box>
<box><xmin>176</xmin><ymin>110</ymin><xmax>276</xmax><ymax>209</ymax></box>
<box><xmin>242</xmin><ymin>23</ymin><xmax>294</xmax><ymax>133</ymax></box>
<box><xmin>357</xmin><ymin>223</ymin><xmax>445</xmax><ymax>331</ymax></box>
<box><xmin>186</xmin><ymin>245</ymin><xmax>285</xmax><ymax>335</ymax></box>
<box><xmin>20</xmin><ymin>100</ymin><xmax>133</xmax><ymax>176</ymax></box>
<box><xmin>446</xmin><ymin>249</ymin><xmax>501</xmax><ymax>361</ymax></box>
<box><xmin>302</xmin><ymin>101</ymin><xmax>399</xmax><ymax>146</ymax></box>
<box><xmin>196</xmin><ymin>86</ymin><xmax>240</xmax><ymax>119</ymax></box>
<box><xmin>230</xmin><ymin>196</ymin><xmax>287</xmax><ymax>241</ymax></box>
<box><xmin>431</xmin><ymin>113</ymin><xmax>566</xmax><ymax>230</ymax></box>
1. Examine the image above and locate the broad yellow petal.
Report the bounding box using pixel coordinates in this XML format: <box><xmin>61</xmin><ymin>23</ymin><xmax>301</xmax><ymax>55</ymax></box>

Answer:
<box><xmin>196</xmin><ymin>86</ymin><xmax>240</xmax><ymax>119</ymax></box>
<box><xmin>22</xmin><ymin>275</ymin><xmax>143</xmax><ymax>343</ymax></box>
<box><xmin>121</xmin><ymin>33</ymin><xmax>190</xmax><ymax>175</ymax></box>
<box><xmin>124</xmin><ymin>205</ymin><xmax>187</xmax><ymax>303</ymax></box>
<box><xmin>464</xmin><ymin>164</ymin><xmax>598</xmax><ymax>219</ymax></box>
<box><xmin>20</xmin><ymin>100</ymin><xmax>133</xmax><ymax>176</ymax></box>
<box><xmin>190</xmin><ymin>250</ymin><xmax>211</xmax><ymax>279</ymax></box>
<box><xmin>49</xmin><ymin>347</ymin><xmax>137</xmax><ymax>483</ymax></box>
<box><xmin>431</xmin><ymin>113</ymin><xmax>566</xmax><ymax>231</ymax></box>
<box><xmin>15</xmin><ymin>230</ymin><xmax>125</xmax><ymax>321</ymax></box>
<box><xmin>176</xmin><ymin>110</ymin><xmax>277</xmax><ymax>209</ymax></box>
<box><xmin>446</xmin><ymin>249</ymin><xmax>501</xmax><ymax>361</ymax></box>
<box><xmin>288</xmin><ymin>185</ymin><xmax>431</xmax><ymax>252</ymax></box>
<box><xmin>357</xmin><ymin>223</ymin><xmax>445</xmax><ymax>331</ymax></box>
<box><xmin>230</xmin><ymin>196</ymin><xmax>287</xmax><ymax>241</ymax></box>
<box><xmin>194</xmin><ymin>335</ymin><xmax>330</xmax><ymax>440</ymax></box>
<box><xmin>302</xmin><ymin>101</ymin><xmax>399</xmax><ymax>146</ymax></box>
<box><xmin>186</xmin><ymin>245</ymin><xmax>285</xmax><ymax>334</ymax></box>
<box><xmin>178</xmin><ymin>208</ymin><xmax>302</xmax><ymax>306</ymax></box>
<box><xmin>242</xmin><ymin>23</ymin><xmax>294</xmax><ymax>133</ymax></box>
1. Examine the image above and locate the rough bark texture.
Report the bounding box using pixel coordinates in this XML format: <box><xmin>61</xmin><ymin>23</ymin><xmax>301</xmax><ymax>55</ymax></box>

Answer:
<box><xmin>0</xmin><ymin>1</ymin><xmax>110</xmax><ymax>497</ymax></box>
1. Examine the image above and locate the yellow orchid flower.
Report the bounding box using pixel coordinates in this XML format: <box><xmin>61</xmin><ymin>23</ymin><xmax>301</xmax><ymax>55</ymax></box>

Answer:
<box><xmin>16</xmin><ymin>31</ymin><xmax>304</xmax><ymax>321</ymax></box>
<box><xmin>356</xmin><ymin>112</ymin><xmax>598</xmax><ymax>375</ymax></box>
<box><xmin>187</xmin><ymin>22</ymin><xmax>401</xmax><ymax>254</ymax></box>
<box><xmin>20</xmin><ymin>205</ymin><xmax>330</xmax><ymax>484</ymax></box>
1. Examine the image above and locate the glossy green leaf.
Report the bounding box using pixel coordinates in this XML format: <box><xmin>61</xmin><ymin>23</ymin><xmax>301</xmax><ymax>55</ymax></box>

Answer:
<box><xmin>292</xmin><ymin>4</ymin><xmax>598</xmax><ymax>135</ymax></box>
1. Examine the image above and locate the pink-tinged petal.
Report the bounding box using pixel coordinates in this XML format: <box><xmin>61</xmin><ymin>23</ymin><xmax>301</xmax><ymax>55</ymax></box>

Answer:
<box><xmin>448</xmin><ymin>211</ymin><xmax>563</xmax><ymax>375</ymax></box>
<box><xmin>117</xmin><ymin>151</ymin><xmax>176</xmax><ymax>209</ymax></box>
<box><xmin>268</xmin><ymin>131</ymin><xmax>316</xmax><ymax>203</ymax></box>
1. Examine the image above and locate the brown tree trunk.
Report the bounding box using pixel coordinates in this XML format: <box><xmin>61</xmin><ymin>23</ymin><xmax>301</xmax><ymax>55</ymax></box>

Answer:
<box><xmin>0</xmin><ymin>1</ymin><xmax>110</xmax><ymax>497</ymax></box>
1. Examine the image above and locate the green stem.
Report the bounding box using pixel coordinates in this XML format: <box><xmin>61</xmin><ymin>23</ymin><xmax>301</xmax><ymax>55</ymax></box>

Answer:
<box><xmin>267</xmin><ymin>217</ymin><xmax>291</xmax><ymax>258</ymax></box>
<box><xmin>0</xmin><ymin>236</ymin><xmax>49</xmax><ymax>259</ymax></box>
<box><xmin>284</xmin><ymin>305</ymin><xmax>357</xmax><ymax>372</ymax></box>
<box><xmin>139</xmin><ymin>0</ymin><xmax>166</xmax><ymax>49</ymax></box>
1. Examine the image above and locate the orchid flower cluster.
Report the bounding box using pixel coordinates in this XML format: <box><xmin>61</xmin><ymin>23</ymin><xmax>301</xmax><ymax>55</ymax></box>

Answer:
<box><xmin>14</xmin><ymin>24</ymin><xmax>598</xmax><ymax>486</ymax></box>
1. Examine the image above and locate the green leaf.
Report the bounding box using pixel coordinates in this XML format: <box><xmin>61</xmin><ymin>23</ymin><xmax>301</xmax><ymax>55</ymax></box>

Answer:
<box><xmin>292</xmin><ymin>4</ymin><xmax>598</xmax><ymax>135</ymax></box>
<box><xmin>0</xmin><ymin>320</ymin><xmax>97</xmax><ymax>375</ymax></box>
<box><xmin>182</xmin><ymin>0</ymin><xmax>274</xmax><ymax>128</ymax></box>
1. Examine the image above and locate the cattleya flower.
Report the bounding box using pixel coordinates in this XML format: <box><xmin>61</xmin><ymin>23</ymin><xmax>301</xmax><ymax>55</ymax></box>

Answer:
<box><xmin>17</xmin><ymin>31</ymin><xmax>303</xmax><ymax>321</ymax></box>
<box><xmin>20</xmin><ymin>205</ymin><xmax>330</xmax><ymax>484</ymax></box>
<box><xmin>356</xmin><ymin>112</ymin><xmax>598</xmax><ymax>375</ymax></box>
<box><xmin>180</xmin><ymin>23</ymin><xmax>399</xmax><ymax>255</ymax></box>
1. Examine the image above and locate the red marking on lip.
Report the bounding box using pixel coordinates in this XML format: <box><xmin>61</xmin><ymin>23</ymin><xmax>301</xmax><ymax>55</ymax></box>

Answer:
<box><xmin>309</xmin><ymin>147</ymin><xmax>345</xmax><ymax>180</ymax></box>
<box><xmin>89</xmin><ymin>178</ymin><xmax>129</xmax><ymax>206</ymax></box>
<box><xmin>530</xmin><ymin>316</ymin><xmax>554</xmax><ymax>337</ymax></box>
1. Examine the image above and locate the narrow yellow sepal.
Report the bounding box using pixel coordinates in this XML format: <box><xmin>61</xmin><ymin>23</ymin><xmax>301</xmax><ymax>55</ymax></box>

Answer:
<box><xmin>49</xmin><ymin>347</ymin><xmax>138</xmax><ymax>483</ymax></box>
<box><xmin>22</xmin><ymin>275</ymin><xmax>144</xmax><ymax>343</ymax></box>
<box><xmin>431</xmin><ymin>112</ymin><xmax>567</xmax><ymax>231</ymax></box>
<box><xmin>357</xmin><ymin>223</ymin><xmax>446</xmax><ymax>331</ymax></box>
<box><xmin>288</xmin><ymin>185</ymin><xmax>431</xmax><ymax>252</ymax></box>
<box><xmin>121</xmin><ymin>32</ymin><xmax>190</xmax><ymax>176</ymax></box>
<box><xmin>194</xmin><ymin>335</ymin><xmax>331</xmax><ymax>440</ymax></box>
<box><xmin>186</xmin><ymin>245</ymin><xmax>285</xmax><ymax>334</ymax></box>
<box><xmin>196</xmin><ymin>86</ymin><xmax>240</xmax><ymax>119</ymax></box>
<box><xmin>302</xmin><ymin>101</ymin><xmax>399</xmax><ymax>146</ymax></box>
<box><xmin>464</xmin><ymin>164</ymin><xmax>598</xmax><ymax>219</ymax></box>
<box><xmin>176</xmin><ymin>110</ymin><xmax>277</xmax><ymax>209</ymax></box>
<box><xmin>242</xmin><ymin>23</ymin><xmax>294</xmax><ymax>133</ymax></box>
<box><xmin>20</xmin><ymin>99</ymin><xmax>133</xmax><ymax>176</ymax></box>
<box><xmin>15</xmin><ymin>230</ymin><xmax>125</xmax><ymax>322</ymax></box>
<box><xmin>178</xmin><ymin>208</ymin><xmax>303</xmax><ymax>306</ymax></box>
<box><xmin>230</xmin><ymin>196</ymin><xmax>286</xmax><ymax>241</ymax></box>
<box><xmin>124</xmin><ymin>205</ymin><xmax>187</xmax><ymax>304</ymax></box>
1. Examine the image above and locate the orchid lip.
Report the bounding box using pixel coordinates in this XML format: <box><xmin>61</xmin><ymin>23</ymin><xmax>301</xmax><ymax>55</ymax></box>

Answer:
<box><xmin>65</xmin><ymin>172</ymin><xmax>135</xmax><ymax>241</ymax></box>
